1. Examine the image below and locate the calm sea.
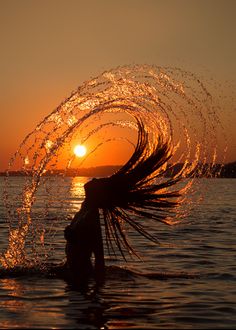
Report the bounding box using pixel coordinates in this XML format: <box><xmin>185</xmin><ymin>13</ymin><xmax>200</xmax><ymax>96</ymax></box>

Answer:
<box><xmin>0</xmin><ymin>177</ymin><xmax>235</xmax><ymax>329</ymax></box>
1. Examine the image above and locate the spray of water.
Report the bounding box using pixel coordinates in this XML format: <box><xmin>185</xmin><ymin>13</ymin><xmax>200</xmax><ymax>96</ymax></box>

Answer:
<box><xmin>1</xmin><ymin>65</ymin><xmax>225</xmax><ymax>268</ymax></box>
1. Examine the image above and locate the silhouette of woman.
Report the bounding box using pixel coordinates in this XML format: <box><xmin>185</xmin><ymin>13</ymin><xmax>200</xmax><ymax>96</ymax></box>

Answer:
<box><xmin>64</xmin><ymin>182</ymin><xmax>105</xmax><ymax>284</ymax></box>
<box><xmin>63</xmin><ymin>119</ymin><xmax>181</xmax><ymax>284</ymax></box>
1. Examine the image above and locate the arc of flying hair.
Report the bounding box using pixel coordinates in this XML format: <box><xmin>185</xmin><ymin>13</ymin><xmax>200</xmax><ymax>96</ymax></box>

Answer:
<box><xmin>99</xmin><ymin>117</ymin><xmax>182</xmax><ymax>259</ymax></box>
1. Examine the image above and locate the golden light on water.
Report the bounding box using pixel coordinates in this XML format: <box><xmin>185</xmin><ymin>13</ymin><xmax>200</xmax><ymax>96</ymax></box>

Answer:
<box><xmin>73</xmin><ymin>145</ymin><xmax>87</xmax><ymax>158</ymax></box>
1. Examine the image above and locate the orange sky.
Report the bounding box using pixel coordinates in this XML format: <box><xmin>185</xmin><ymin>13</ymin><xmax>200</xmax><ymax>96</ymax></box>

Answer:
<box><xmin>1</xmin><ymin>0</ymin><xmax>235</xmax><ymax>171</ymax></box>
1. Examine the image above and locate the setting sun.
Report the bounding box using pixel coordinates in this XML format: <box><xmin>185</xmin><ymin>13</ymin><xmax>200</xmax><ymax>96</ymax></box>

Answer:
<box><xmin>73</xmin><ymin>145</ymin><xmax>87</xmax><ymax>158</ymax></box>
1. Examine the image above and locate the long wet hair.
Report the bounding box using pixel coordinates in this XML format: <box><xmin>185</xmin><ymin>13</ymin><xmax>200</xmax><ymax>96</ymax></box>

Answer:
<box><xmin>84</xmin><ymin>118</ymin><xmax>181</xmax><ymax>259</ymax></box>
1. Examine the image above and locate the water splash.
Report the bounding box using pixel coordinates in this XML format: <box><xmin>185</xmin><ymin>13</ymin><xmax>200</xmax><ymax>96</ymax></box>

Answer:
<box><xmin>1</xmin><ymin>65</ymin><xmax>226</xmax><ymax>268</ymax></box>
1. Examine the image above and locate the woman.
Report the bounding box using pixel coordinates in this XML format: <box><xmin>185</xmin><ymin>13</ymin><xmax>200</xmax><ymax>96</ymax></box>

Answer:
<box><xmin>63</xmin><ymin>120</ymin><xmax>181</xmax><ymax>285</ymax></box>
<box><xmin>64</xmin><ymin>180</ymin><xmax>105</xmax><ymax>285</ymax></box>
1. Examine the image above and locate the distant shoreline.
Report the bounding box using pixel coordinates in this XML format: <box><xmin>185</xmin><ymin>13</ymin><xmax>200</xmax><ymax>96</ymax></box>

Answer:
<box><xmin>0</xmin><ymin>162</ymin><xmax>235</xmax><ymax>178</ymax></box>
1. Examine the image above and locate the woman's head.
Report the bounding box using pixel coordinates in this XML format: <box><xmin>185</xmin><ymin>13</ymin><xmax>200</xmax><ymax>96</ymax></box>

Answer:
<box><xmin>84</xmin><ymin>178</ymin><xmax>111</xmax><ymax>208</ymax></box>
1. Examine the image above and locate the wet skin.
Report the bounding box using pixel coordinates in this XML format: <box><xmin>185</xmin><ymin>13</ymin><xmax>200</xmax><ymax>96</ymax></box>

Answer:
<box><xmin>64</xmin><ymin>201</ymin><xmax>105</xmax><ymax>285</ymax></box>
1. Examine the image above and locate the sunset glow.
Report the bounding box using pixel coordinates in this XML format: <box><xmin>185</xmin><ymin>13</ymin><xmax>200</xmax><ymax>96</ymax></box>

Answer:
<box><xmin>73</xmin><ymin>145</ymin><xmax>87</xmax><ymax>158</ymax></box>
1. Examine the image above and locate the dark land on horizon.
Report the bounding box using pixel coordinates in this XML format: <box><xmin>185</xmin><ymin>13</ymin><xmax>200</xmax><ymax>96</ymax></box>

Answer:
<box><xmin>1</xmin><ymin>162</ymin><xmax>236</xmax><ymax>178</ymax></box>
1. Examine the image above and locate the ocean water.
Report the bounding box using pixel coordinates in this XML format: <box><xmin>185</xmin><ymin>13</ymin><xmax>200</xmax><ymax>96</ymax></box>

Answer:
<box><xmin>0</xmin><ymin>177</ymin><xmax>235</xmax><ymax>329</ymax></box>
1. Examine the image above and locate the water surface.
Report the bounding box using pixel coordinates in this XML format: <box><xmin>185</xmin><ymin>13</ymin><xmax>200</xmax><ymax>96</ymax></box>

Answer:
<box><xmin>0</xmin><ymin>177</ymin><xmax>235</xmax><ymax>329</ymax></box>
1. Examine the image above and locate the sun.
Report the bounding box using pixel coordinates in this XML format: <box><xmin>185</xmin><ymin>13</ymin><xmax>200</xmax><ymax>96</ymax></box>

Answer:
<box><xmin>73</xmin><ymin>145</ymin><xmax>87</xmax><ymax>157</ymax></box>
